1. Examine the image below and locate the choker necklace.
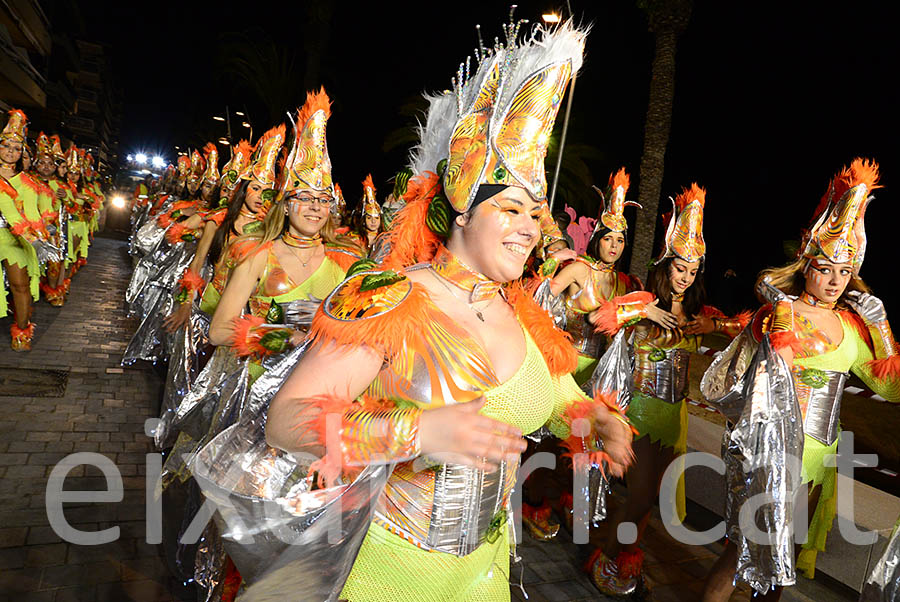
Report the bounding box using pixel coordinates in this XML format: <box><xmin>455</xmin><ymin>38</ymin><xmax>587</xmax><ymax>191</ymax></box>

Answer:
<box><xmin>239</xmin><ymin>207</ymin><xmax>256</xmax><ymax>219</ymax></box>
<box><xmin>282</xmin><ymin>231</ymin><xmax>322</xmax><ymax>249</ymax></box>
<box><xmin>672</xmin><ymin>291</ymin><xmax>685</xmax><ymax>303</ymax></box>
<box><xmin>800</xmin><ymin>291</ymin><xmax>836</xmax><ymax>310</ymax></box>
<box><xmin>430</xmin><ymin>245</ymin><xmax>501</xmax><ymax>321</ymax></box>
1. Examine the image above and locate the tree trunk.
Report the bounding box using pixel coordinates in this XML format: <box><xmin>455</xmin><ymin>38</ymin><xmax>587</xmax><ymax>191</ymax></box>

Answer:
<box><xmin>630</xmin><ymin>4</ymin><xmax>692</xmax><ymax>281</ymax></box>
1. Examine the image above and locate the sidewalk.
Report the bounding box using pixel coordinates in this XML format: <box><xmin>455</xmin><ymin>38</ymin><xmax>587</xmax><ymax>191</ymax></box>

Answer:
<box><xmin>0</xmin><ymin>236</ymin><xmax>179</xmax><ymax>601</ymax></box>
<box><xmin>0</xmin><ymin>235</ymin><xmax>858</xmax><ymax>601</ymax></box>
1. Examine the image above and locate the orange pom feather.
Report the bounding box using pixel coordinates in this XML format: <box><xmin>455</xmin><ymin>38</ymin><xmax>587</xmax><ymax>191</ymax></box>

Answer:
<box><xmin>507</xmin><ymin>280</ymin><xmax>577</xmax><ymax>376</ymax></box>
<box><xmin>228</xmin><ymin>314</ymin><xmax>266</xmax><ymax>357</ymax></box>
<box><xmin>296</xmin><ymin>87</ymin><xmax>331</xmax><ymax>127</ymax></box>
<box><xmin>609</xmin><ymin>167</ymin><xmax>630</xmax><ymax>192</ymax></box>
<box><xmin>592</xmin><ymin>291</ymin><xmax>655</xmax><ymax>335</ymax></box>
<box><xmin>380</xmin><ymin>172</ymin><xmax>442</xmax><ymax>271</ymax></box>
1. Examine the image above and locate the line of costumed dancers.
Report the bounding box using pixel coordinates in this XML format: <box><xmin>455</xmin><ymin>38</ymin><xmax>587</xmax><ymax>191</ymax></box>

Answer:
<box><xmin>1</xmin><ymin>109</ymin><xmax>104</xmax><ymax>351</ymax></box>
<box><xmin>121</xmin><ymin>14</ymin><xmax>900</xmax><ymax>602</ymax></box>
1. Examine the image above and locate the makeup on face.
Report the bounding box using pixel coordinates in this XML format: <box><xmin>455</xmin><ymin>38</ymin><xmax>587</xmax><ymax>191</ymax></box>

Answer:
<box><xmin>453</xmin><ymin>186</ymin><xmax>541</xmax><ymax>283</ymax></box>
<box><xmin>669</xmin><ymin>258</ymin><xmax>700</xmax><ymax>293</ymax></box>
<box><xmin>598</xmin><ymin>232</ymin><xmax>625</xmax><ymax>263</ymax></box>
<box><xmin>286</xmin><ymin>190</ymin><xmax>332</xmax><ymax>235</ymax></box>
<box><xmin>805</xmin><ymin>259</ymin><xmax>852</xmax><ymax>303</ymax></box>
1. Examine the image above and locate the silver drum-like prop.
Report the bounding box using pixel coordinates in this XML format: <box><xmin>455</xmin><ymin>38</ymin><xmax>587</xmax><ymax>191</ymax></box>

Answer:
<box><xmin>189</xmin><ymin>423</ymin><xmax>389</xmax><ymax>602</ymax></box>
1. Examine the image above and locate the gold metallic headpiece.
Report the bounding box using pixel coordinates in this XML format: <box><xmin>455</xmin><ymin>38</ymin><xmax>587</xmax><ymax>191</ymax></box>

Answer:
<box><xmin>657</xmin><ymin>183</ymin><xmax>707</xmax><ymax>264</ymax></box>
<box><xmin>361</xmin><ymin>174</ymin><xmax>380</xmax><ymax>217</ymax></box>
<box><xmin>593</xmin><ymin>168</ymin><xmax>641</xmax><ymax>234</ymax></box>
<box><xmin>280</xmin><ymin>88</ymin><xmax>333</xmax><ymax>200</ymax></box>
<box><xmin>201</xmin><ymin>142</ymin><xmax>219</xmax><ymax>185</ymax></box>
<box><xmin>801</xmin><ymin>158</ymin><xmax>879</xmax><ymax>275</ymax></box>
<box><xmin>1</xmin><ymin>109</ymin><xmax>27</xmax><ymax>143</ymax></box>
<box><xmin>243</xmin><ymin>125</ymin><xmax>284</xmax><ymax>187</ymax></box>
<box><xmin>414</xmin><ymin>19</ymin><xmax>585</xmax><ymax>213</ymax></box>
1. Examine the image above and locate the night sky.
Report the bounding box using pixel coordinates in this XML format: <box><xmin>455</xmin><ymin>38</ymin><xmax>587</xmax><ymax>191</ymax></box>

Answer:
<box><xmin>74</xmin><ymin>0</ymin><xmax>898</xmax><ymax>310</ymax></box>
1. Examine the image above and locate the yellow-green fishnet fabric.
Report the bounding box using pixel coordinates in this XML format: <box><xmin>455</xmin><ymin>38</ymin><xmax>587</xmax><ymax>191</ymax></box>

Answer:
<box><xmin>573</xmin><ymin>353</ymin><xmax>597</xmax><ymax>387</ymax></box>
<box><xmin>0</xmin><ymin>228</ymin><xmax>40</xmax><ymax>301</ymax></box>
<box><xmin>626</xmin><ymin>393</ymin><xmax>688</xmax><ymax>523</ymax></box>
<box><xmin>341</xmin><ymin>333</ymin><xmax>580</xmax><ymax>601</ymax></box>
<box><xmin>341</xmin><ymin>522</ymin><xmax>511</xmax><ymax>602</ymax></box>
<box><xmin>797</xmin><ymin>432</ymin><xmax>838</xmax><ymax>579</ymax></box>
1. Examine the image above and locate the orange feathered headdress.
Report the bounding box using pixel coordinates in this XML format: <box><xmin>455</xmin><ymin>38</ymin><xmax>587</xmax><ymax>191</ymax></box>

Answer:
<box><xmin>1</xmin><ymin>109</ymin><xmax>27</xmax><ymax>143</ymax></box>
<box><xmin>656</xmin><ymin>183</ymin><xmax>707</xmax><ymax>264</ymax></box>
<box><xmin>220</xmin><ymin>139</ymin><xmax>253</xmax><ymax>189</ymax></box>
<box><xmin>280</xmin><ymin>87</ymin><xmax>334</xmax><ymax>199</ymax></box>
<box><xmin>361</xmin><ymin>174</ymin><xmax>380</xmax><ymax>217</ymax></box>
<box><xmin>801</xmin><ymin>158</ymin><xmax>880</xmax><ymax>275</ymax></box>
<box><xmin>594</xmin><ymin>167</ymin><xmax>641</xmax><ymax>234</ymax></box>
<box><xmin>188</xmin><ymin>149</ymin><xmax>205</xmax><ymax>184</ymax></box>
<box><xmin>243</xmin><ymin>124</ymin><xmax>285</xmax><ymax>188</ymax></box>
<box><xmin>201</xmin><ymin>142</ymin><xmax>220</xmax><ymax>185</ymax></box>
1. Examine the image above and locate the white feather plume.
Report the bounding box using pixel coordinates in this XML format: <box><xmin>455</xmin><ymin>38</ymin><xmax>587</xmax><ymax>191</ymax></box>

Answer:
<box><xmin>408</xmin><ymin>20</ymin><xmax>588</xmax><ymax>178</ymax></box>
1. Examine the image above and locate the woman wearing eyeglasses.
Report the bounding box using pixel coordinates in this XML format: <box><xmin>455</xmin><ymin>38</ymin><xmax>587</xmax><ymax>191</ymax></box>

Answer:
<box><xmin>207</xmin><ymin>89</ymin><xmax>356</xmax><ymax>379</ymax></box>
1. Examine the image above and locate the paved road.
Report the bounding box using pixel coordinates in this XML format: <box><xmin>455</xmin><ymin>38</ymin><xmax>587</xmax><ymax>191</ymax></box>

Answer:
<box><xmin>0</xmin><ymin>235</ymin><xmax>855</xmax><ymax>601</ymax></box>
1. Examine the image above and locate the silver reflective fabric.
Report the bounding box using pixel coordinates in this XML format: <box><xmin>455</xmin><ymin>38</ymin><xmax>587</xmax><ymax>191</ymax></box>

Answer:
<box><xmin>31</xmin><ymin>239</ymin><xmax>64</xmax><ymax>264</ymax></box>
<box><xmin>860</xmin><ymin>523</ymin><xmax>900</xmax><ymax>601</ymax></box>
<box><xmin>700</xmin><ymin>328</ymin><xmax>759</xmax><ymax>423</ymax></box>
<box><xmin>134</xmin><ymin>217</ymin><xmax>168</xmax><ymax>256</ymax></box>
<box><xmin>194</xmin><ymin>522</ymin><xmax>226</xmax><ymax>602</ymax></box>
<box><xmin>533</xmin><ymin>278</ymin><xmax>567</xmax><ymax>330</ymax></box>
<box><xmin>122</xmin><ymin>241</ymin><xmax>197</xmax><ymax>365</ymax></box>
<box><xmin>0</xmin><ymin>213</ymin><xmax>7</xmax><ymax>228</ymax></box>
<box><xmin>635</xmin><ymin>346</ymin><xmax>690</xmax><ymax>404</ymax></box>
<box><xmin>156</xmin><ymin>306</ymin><xmax>212</xmax><ymax>449</ymax></box>
<box><xmin>716</xmin><ymin>334</ymin><xmax>804</xmax><ymax>594</ymax></box>
<box><xmin>587</xmin><ymin>329</ymin><xmax>635</xmax><ymax>411</ymax></box>
<box><xmin>423</xmin><ymin>461</ymin><xmax>509</xmax><ymax>556</ymax></box>
<box><xmin>126</xmin><ymin>232</ymin><xmax>170</xmax><ymax>310</ymax></box>
<box><xmin>189</xmin><ymin>423</ymin><xmax>390</xmax><ymax>602</ymax></box>
<box><xmin>802</xmin><ymin>370</ymin><xmax>846</xmax><ymax>446</ymax></box>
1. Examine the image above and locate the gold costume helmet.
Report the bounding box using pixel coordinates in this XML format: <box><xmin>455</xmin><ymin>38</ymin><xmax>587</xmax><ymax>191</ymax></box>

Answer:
<box><xmin>656</xmin><ymin>183</ymin><xmax>707</xmax><ymax>265</ymax></box>
<box><xmin>800</xmin><ymin>158</ymin><xmax>880</xmax><ymax>275</ymax></box>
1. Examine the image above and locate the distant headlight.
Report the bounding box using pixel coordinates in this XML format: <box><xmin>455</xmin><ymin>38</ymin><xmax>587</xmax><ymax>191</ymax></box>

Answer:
<box><xmin>111</xmin><ymin>195</ymin><xmax>127</xmax><ymax>209</ymax></box>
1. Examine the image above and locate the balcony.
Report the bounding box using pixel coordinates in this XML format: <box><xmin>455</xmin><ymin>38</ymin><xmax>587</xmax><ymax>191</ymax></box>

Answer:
<box><xmin>0</xmin><ymin>26</ymin><xmax>46</xmax><ymax>107</ymax></box>
<box><xmin>0</xmin><ymin>0</ymin><xmax>51</xmax><ymax>57</ymax></box>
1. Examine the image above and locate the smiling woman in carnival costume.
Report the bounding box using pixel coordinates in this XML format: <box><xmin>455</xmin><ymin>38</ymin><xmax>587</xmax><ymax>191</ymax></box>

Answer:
<box><xmin>702</xmin><ymin>159</ymin><xmax>900</xmax><ymax>601</ymax></box>
<box><xmin>224</xmin><ymin>19</ymin><xmax>638</xmax><ymax>601</ymax></box>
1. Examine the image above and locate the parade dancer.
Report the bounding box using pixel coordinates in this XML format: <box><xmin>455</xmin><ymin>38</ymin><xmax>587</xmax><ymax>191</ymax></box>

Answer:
<box><xmin>192</xmin><ymin>19</ymin><xmax>634</xmax><ymax>601</ymax></box>
<box><xmin>31</xmin><ymin>133</ymin><xmax>67</xmax><ymax>306</ymax></box>
<box><xmin>0</xmin><ymin>109</ymin><xmax>49</xmax><ymax>350</ymax></box>
<box><xmin>702</xmin><ymin>159</ymin><xmax>900</xmax><ymax>601</ymax></box>
<box><xmin>348</xmin><ymin>174</ymin><xmax>382</xmax><ymax>256</ymax></box>
<box><xmin>588</xmin><ymin>184</ymin><xmax>750</xmax><ymax>595</ymax></box>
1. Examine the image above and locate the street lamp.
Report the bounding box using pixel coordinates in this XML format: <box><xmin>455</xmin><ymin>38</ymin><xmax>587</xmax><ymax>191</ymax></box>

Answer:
<box><xmin>542</xmin><ymin>12</ymin><xmax>560</xmax><ymax>23</ymax></box>
<box><xmin>134</xmin><ymin>153</ymin><xmax>148</xmax><ymax>164</ymax></box>
<box><xmin>151</xmin><ymin>156</ymin><xmax>165</xmax><ymax>169</ymax></box>
<box><xmin>212</xmin><ymin>116</ymin><xmax>226</xmax><ymax>122</ymax></box>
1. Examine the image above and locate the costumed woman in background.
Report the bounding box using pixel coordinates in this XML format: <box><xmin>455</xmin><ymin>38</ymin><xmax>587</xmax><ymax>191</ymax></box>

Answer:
<box><xmin>0</xmin><ymin>109</ymin><xmax>48</xmax><ymax>350</ymax></box>
<box><xmin>348</xmin><ymin>173</ymin><xmax>382</xmax><ymax>256</ymax></box>
<box><xmin>207</xmin><ymin>89</ymin><xmax>356</xmax><ymax>375</ymax></box>
<box><xmin>36</xmin><ymin>134</ymin><xmax>70</xmax><ymax>306</ymax></box>
<box><xmin>253</xmin><ymin>20</ymin><xmax>634</xmax><ymax>602</ymax></box>
<box><xmin>549</xmin><ymin>168</ymin><xmax>644</xmax><ymax>386</ymax></box>
<box><xmin>702</xmin><ymin>159</ymin><xmax>900</xmax><ymax>601</ymax></box>
<box><xmin>588</xmin><ymin>184</ymin><xmax>750</xmax><ymax>595</ymax></box>
<box><xmin>520</xmin><ymin>168</ymin><xmax>647</xmax><ymax>548</ymax></box>
<box><xmin>64</xmin><ymin>147</ymin><xmax>90</xmax><ymax>280</ymax></box>
<box><xmin>121</xmin><ymin>146</ymin><xmax>219</xmax><ymax>365</ymax></box>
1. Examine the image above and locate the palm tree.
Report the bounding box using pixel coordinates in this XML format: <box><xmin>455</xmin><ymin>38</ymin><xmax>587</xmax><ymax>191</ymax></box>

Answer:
<box><xmin>629</xmin><ymin>0</ymin><xmax>693</xmax><ymax>279</ymax></box>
